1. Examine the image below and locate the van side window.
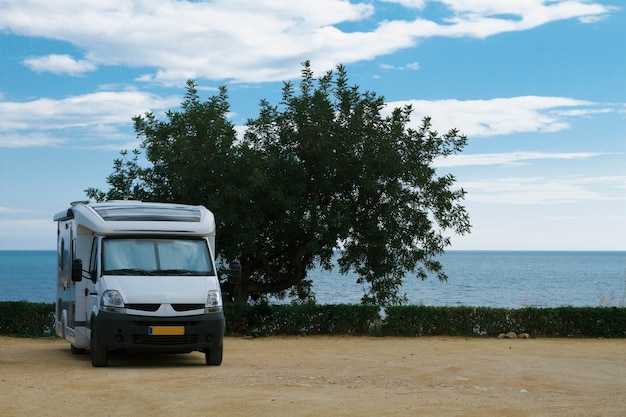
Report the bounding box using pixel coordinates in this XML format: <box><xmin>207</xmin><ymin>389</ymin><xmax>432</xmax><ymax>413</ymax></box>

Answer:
<box><xmin>58</xmin><ymin>238</ymin><xmax>64</xmax><ymax>270</ymax></box>
<box><xmin>89</xmin><ymin>238</ymin><xmax>98</xmax><ymax>280</ymax></box>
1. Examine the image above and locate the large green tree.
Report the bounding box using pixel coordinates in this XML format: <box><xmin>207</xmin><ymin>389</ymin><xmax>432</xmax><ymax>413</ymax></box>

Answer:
<box><xmin>87</xmin><ymin>63</ymin><xmax>471</xmax><ymax>306</ymax></box>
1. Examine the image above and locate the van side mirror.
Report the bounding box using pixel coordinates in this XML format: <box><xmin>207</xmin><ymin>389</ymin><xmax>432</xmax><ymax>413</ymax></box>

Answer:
<box><xmin>228</xmin><ymin>260</ymin><xmax>241</xmax><ymax>284</ymax></box>
<box><xmin>71</xmin><ymin>259</ymin><xmax>83</xmax><ymax>282</ymax></box>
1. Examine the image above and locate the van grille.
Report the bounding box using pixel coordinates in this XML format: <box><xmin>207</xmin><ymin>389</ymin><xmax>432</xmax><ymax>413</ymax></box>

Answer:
<box><xmin>126</xmin><ymin>304</ymin><xmax>204</xmax><ymax>312</ymax></box>
<box><xmin>172</xmin><ymin>304</ymin><xmax>204</xmax><ymax>312</ymax></box>
<box><xmin>132</xmin><ymin>334</ymin><xmax>199</xmax><ymax>345</ymax></box>
<box><xmin>126</xmin><ymin>304</ymin><xmax>160</xmax><ymax>312</ymax></box>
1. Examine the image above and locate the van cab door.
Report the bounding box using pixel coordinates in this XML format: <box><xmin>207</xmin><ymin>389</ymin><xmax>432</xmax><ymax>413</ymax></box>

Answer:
<box><xmin>85</xmin><ymin>237</ymin><xmax>99</xmax><ymax>328</ymax></box>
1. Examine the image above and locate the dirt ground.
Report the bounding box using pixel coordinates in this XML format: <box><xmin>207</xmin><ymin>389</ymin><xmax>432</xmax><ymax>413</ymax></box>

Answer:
<box><xmin>0</xmin><ymin>336</ymin><xmax>624</xmax><ymax>417</ymax></box>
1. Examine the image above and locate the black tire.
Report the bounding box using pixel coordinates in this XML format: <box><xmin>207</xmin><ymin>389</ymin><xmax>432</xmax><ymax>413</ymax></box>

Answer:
<box><xmin>205</xmin><ymin>345</ymin><xmax>223</xmax><ymax>366</ymax></box>
<box><xmin>90</xmin><ymin>322</ymin><xmax>108</xmax><ymax>367</ymax></box>
<box><xmin>70</xmin><ymin>344</ymin><xmax>86</xmax><ymax>355</ymax></box>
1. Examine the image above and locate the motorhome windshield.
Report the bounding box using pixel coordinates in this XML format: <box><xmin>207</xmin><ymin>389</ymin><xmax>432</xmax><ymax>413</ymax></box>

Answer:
<box><xmin>102</xmin><ymin>238</ymin><xmax>214</xmax><ymax>276</ymax></box>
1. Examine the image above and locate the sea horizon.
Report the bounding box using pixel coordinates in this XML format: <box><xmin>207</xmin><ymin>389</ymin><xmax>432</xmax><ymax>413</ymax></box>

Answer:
<box><xmin>1</xmin><ymin>250</ymin><xmax>625</xmax><ymax>307</ymax></box>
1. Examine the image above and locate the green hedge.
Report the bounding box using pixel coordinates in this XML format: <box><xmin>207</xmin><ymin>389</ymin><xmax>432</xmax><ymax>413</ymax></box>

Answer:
<box><xmin>224</xmin><ymin>303</ymin><xmax>381</xmax><ymax>337</ymax></box>
<box><xmin>2</xmin><ymin>301</ymin><xmax>625</xmax><ymax>338</ymax></box>
<box><xmin>0</xmin><ymin>302</ymin><xmax>55</xmax><ymax>337</ymax></box>
<box><xmin>384</xmin><ymin>306</ymin><xmax>626</xmax><ymax>338</ymax></box>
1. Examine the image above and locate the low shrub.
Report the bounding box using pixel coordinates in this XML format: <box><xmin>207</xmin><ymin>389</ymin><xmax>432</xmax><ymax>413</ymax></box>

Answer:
<box><xmin>0</xmin><ymin>301</ymin><xmax>55</xmax><ymax>337</ymax></box>
<box><xmin>224</xmin><ymin>303</ymin><xmax>380</xmax><ymax>337</ymax></box>
<box><xmin>1</xmin><ymin>301</ymin><xmax>625</xmax><ymax>338</ymax></box>
<box><xmin>384</xmin><ymin>305</ymin><xmax>626</xmax><ymax>338</ymax></box>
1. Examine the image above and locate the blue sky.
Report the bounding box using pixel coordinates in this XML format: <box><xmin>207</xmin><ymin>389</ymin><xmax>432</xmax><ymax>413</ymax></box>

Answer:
<box><xmin>1</xmin><ymin>0</ymin><xmax>624</xmax><ymax>251</ymax></box>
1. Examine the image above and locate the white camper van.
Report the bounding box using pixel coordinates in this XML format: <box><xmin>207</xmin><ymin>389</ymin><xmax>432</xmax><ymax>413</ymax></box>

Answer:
<box><xmin>54</xmin><ymin>201</ymin><xmax>227</xmax><ymax>367</ymax></box>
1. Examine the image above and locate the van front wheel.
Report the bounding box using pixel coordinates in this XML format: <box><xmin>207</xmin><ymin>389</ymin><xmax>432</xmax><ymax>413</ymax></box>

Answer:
<box><xmin>90</xmin><ymin>323</ymin><xmax>108</xmax><ymax>367</ymax></box>
<box><xmin>205</xmin><ymin>345</ymin><xmax>223</xmax><ymax>366</ymax></box>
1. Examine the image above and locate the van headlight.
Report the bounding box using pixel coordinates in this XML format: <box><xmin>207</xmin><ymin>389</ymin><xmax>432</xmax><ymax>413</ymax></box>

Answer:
<box><xmin>101</xmin><ymin>290</ymin><xmax>126</xmax><ymax>313</ymax></box>
<box><xmin>205</xmin><ymin>290</ymin><xmax>222</xmax><ymax>313</ymax></box>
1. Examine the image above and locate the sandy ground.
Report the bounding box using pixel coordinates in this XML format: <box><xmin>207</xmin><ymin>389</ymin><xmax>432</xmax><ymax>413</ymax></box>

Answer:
<box><xmin>0</xmin><ymin>336</ymin><xmax>624</xmax><ymax>417</ymax></box>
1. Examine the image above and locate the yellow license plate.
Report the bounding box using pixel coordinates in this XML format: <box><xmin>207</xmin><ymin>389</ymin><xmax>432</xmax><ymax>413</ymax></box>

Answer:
<box><xmin>149</xmin><ymin>326</ymin><xmax>185</xmax><ymax>336</ymax></box>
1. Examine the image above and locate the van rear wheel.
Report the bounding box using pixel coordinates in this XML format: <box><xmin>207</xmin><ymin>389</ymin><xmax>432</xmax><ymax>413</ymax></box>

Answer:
<box><xmin>205</xmin><ymin>345</ymin><xmax>223</xmax><ymax>366</ymax></box>
<box><xmin>90</xmin><ymin>323</ymin><xmax>108</xmax><ymax>367</ymax></box>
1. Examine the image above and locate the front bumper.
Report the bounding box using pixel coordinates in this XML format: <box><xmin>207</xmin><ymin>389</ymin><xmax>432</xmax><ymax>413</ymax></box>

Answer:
<box><xmin>93</xmin><ymin>310</ymin><xmax>225</xmax><ymax>353</ymax></box>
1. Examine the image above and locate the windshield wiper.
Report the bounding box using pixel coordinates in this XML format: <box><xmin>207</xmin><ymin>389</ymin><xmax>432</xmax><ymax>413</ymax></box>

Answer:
<box><xmin>153</xmin><ymin>269</ymin><xmax>207</xmax><ymax>276</ymax></box>
<box><xmin>104</xmin><ymin>268</ymin><xmax>155</xmax><ymax>276</ymax></box>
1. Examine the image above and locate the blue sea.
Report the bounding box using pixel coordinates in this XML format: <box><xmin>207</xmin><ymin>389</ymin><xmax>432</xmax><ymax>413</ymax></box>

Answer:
<box><xmin>1</xmin><ymin>250</ymin><xmax>625</xmax><ymax>308</ymax></box>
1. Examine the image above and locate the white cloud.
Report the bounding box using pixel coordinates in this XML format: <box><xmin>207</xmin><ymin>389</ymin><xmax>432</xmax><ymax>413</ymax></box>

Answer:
<box><xmin>405</xmin><ymin>62</ymin><xmax>420</xmax><ymax>70</ymax></box>
<box><xmin>380</xmin><ymin>62</ymin><xmax>420</xmax><ymax>71</ymax></box>
<box><xmin>0</xmin><ymin>218</ymin><xmax>56</xmax><ymax>250</ymax></box>
<box><xmin>460</xmin><ymin>175</ymin><xmax>626</xmax><ymax>205</ymax></box>
<box><xmin>434</xmin><ymin>151</ymin><xmax>617</xmax><ymax>167</ymax></box>
<box><xmin>0</xmin><ymin>90</ymin><xmax>179</xmax><ymax>148</ymax></box>
<box><xmin>381</xmin><ymin>0</ymin><xmax>427</xmax><ymax>8</ymax></box>
<box><xmin>552</xmin><ymin>108</ymin><xmax>612</xmax><ymax>117</ymax></box>
<box><xmin>23</xmin><ymin>54</ymin><xmax>96</xmax><ymax>76</ymax></box>
<box><xmin>0</xmin><ymin>132</ymin><xmax>67</xmax><ymax>148</ymax></box>
<box><xmin>0</xmin><ymin>0</ymin><xmax>615</xmax><ymax>84</ymax></box>
<box><xmin>0</xmin><ymin>205</ymin><xmax>45</xmax><ymax>216</ymax></box>
<box><xmin>374</xmin><ymin>0</ymin><xmax>615</xmax><ymax>39</ymax></box>
<box><xmin>0</xmin><ymin>206</ymin><xmax>24</xmax><ymax>214</ymax></box>
<box><xmin>0</xmin><ymin>207</ymin><xmax>53</xmax><ymax>249</ymax></box>
<box><xmin>1</xmin><ymin>90</ymin><xmax>617</xmax><ymax>149</ymax></box>
<box><xmin>438</xmin><ymin>0</ymin><xmax>612</xmax><ymax>20</ymax></box>
<box><xmin>385</xmin><ymin>96</ymin><xmax>603</xmax><ymax>137</ymax></box>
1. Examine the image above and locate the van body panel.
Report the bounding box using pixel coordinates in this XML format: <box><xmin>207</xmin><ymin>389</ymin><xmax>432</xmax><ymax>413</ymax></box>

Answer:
<box><xmin>100</xmin><ymin>275</ymin><xmax>215</xmax><ymax>310</ymax></box>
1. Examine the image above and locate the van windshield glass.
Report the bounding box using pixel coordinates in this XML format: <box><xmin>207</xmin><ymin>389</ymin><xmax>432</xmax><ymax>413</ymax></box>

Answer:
<box><xmin>102</xmin><ymin>238</ymin><xmax>214</xmax><ymax>276</ymax></box>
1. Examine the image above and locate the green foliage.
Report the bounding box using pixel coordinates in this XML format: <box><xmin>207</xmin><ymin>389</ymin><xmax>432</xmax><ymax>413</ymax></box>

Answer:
<box><xmin>87</xmin><ymin>62</ymin><xmax>471</xmax><ymax>306</ymax></box>
<box><xmin>85</xmin><ymin>149</ymin><xmax>147</xmax><ymax>201</ymax></box>
<box><xmin>2</xmin><ymin>302</ymin><xmax>625</xmax><ymax>338</ymax></box>
<box><xmin>0</xmin><ymin>302</ymin><xmax>55</xmax><ymax>337</ymax></box>
<box><xmin>224</xmin><ymin>304</ymin><xmax>626</xmax><ymax>338</ymax></box>
<box><xmin>384</xmin><ymin>306</ymin><xmax>626</xmax><ymax>338</ymax></box>
<box><xmin>224</xmin><ymin>302</ymin><xmax>380</xmax><ymax>337</ymax></box>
